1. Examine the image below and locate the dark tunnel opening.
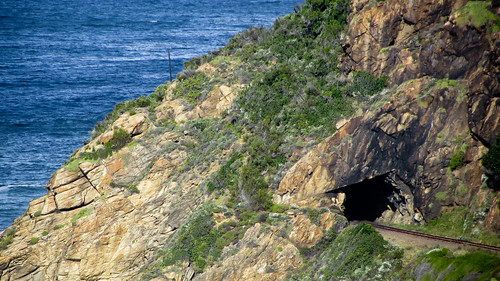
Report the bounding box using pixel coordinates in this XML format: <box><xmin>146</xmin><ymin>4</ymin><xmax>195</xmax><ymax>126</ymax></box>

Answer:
<box><xmin>335</xmin><ymin>174</ymin><xmax>398</xmax><ymax>222</ymax></box>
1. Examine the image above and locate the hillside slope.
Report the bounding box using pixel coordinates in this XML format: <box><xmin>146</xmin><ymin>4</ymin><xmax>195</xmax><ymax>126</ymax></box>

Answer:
<box><xmin>1</xmin><ymin>0</ymin><xmax>499</xmax><ymax>280</ymax></box>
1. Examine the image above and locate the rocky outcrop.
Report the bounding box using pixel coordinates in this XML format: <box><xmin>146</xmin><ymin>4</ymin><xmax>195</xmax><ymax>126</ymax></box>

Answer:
<box><xmin>343</xmin><ymin>0</ymin><xmax>495</xmax><ymax>84</ymax></box>
<box><xmin>1</xmin><ymin>0</ymin><xmax>499</xmax><ymax>280</ymax></box>
<box><xmin>0</xmin><ymin>62</ymin><xmax>246</xmax><ymax>280</ymax></box>
<box><xmin>278</xmin><ymin>0</ymin><xmax>500</xmax><ymax>226</ymax></box>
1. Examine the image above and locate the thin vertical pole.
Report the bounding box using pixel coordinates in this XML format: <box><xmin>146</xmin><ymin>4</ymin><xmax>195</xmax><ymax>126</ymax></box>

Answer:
<box><xmin>168</xmin><ymin>49</ymin><xmax>172</xmax><ymax>82</ymax></box>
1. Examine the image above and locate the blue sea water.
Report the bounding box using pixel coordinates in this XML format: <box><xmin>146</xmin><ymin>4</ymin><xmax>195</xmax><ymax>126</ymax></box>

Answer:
<box><xmin>0</xmin><ymin>0</ymin><xmax>303</xmax><ymax>231</ymax></box>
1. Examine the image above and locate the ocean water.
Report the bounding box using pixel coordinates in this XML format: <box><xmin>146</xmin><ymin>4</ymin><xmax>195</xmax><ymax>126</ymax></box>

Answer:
<box><xmin>0</xmin><ymin>0</ymin><xmax>302</xmax><ymax>231</ymax></box>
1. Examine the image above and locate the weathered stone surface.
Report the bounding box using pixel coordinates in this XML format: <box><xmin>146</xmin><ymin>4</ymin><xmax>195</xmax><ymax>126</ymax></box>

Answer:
<box><xmin>277</xmin><ymin>75</ymin><xmax>497</xmax><ymax>223</ymax></box>
<box><xmin>343</xmin><ymin>0</ymin><xmax>492</xmax><ymax>86</ymax></box>
<box><xmin>288</xmin><ymin>214</ymin><xmax>323</xmax><ymax>247</ymax></box>
<box><xmin>155</xmin><ymin>83</ymin><xmax>241</xmax><ymax>123</ymax></box>
<box><xmin>1</xmin><ymin>1</ymin><xmax>499</xmax><ymax>280</ymax></box>
<box><xmin>114</xmin><ymin>113</ymin><xmax>148</xmax><ymax>136</ymax></box>
<box><xmin>194</xmin><ymin>223</ymin><xmax>301</xmax><ymax>281</ymax></box>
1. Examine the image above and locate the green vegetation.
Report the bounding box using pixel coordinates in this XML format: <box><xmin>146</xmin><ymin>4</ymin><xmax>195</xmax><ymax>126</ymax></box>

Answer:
<box><xmin>195</xmin><ymin>0</ymin><xmax>387</xmax><ymax>211</ymax></box>
<box><xmin>455</xmin><ymin>1</ymin><xmax>500</xmax><ymax>32</ymax></box>
<box><xmin>0</xmin><ymin>228</ymin><xmax>16</xmax><ymax>250</ymax></box>
<box><xmin>71</xmin><ymin>208</ymin><xmax>92</xmax><ymax>223</ymax></box>
<box><xmin>417</xmin><ymin>248</ymin><xmax>500</xmax><ymax>281</ymax></box>
<box><xmin>29</xmin><ymin>237</ymin><xmax>39</xmax><ymax>244</ymax></box>
<box><xmin>91</xmin><ymin>92</ymin><xmax>164</xmax><ymax>139</ymax></box>
<box><xmin>42</xmin><ymin>230</ymin><xmax>49</xmax><ymax>236</ymax></box>
<box><xmin>306</xmin><ymin>207</ymin><xmax>321</xmax><ymax>225</ymax></box>
<box><xmin>65</xmin><ymin>127</ymin><xmax>131</xmax><ymax>171</ymax></box>
<box><xmin>450</xmin><ymin>143</ymin><xmax>468</xmax><ymax>170</ymax></box>
<box><xmin>435</xmin><ymin>191</ymin><xmax>448</xmax><ymax>201</ymax></box>
<box><xmin>158</xmin><ymin>203</ymin><xmax>243</xmax><ymax>273</ymax></box>
<box><xmin>482</xmin><ymin>135</ymin><xmax>500</xmax><ymax>187</ymax></box>
<box><xmin>289</xmin><ymin>223</ymin><xmax>403</xmax><ymax>280</ymax></box>
<box><xmin>53</xmin><ymin>224</ymin><xmax>65</xmax><ymax>230</ymax></box>
<box><xmin>171</xmin><ymin>71</ymin><xmax>213</xmax><ymax>106</ymax></box>
<box><xmin>268</xmin><ymin>203</ymin><xmax>290</xmax><ymax>213</ymax></box>
<box><xmin>398</xmin><ymin>206</ymin><xmax>500</xmax><ymax>246</ymax></box>
<box><xmin>127</xmin><ymin>184</ymin><xmax>140</xmax><ymax>194</ymax></box>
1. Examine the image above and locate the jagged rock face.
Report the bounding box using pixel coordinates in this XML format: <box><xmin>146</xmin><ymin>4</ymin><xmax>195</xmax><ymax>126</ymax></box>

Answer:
<box><xmin>344</xmin><ymin>0</ymin><xmax>491</xmax><ymax>85</ymax></box>
<box><xmin>0</xmin><ymin>63</ymin><xmax>242</xmax><ymax>280</ymax></box>
<box><xmin>343</xmin><ymin>0</ymin><xmax>500</xmax><ymax>144</ymax></box>
<box><xmin>277</xmin><ymin>74</ymin><xmax>498</xmax><ymax>225</ymax></box>
<box><xmin>276</xmin><ymin>0</ymin><xmax>499</xmax><ymax>226</ymax></box>
<box><xmin>1</xmin><ymin>0</ymin><xmax>499</xmax><ymax>280</ymax></box>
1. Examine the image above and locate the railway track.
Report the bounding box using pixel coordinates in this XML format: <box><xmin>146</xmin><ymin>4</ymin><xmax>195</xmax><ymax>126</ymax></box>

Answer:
<box><xmin>355</xmin><ymin>221</ymin><xmax>500</xmax><ymax>252</ymax></box>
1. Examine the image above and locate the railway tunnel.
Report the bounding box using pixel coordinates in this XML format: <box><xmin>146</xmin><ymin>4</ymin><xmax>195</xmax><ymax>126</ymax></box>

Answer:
<box><xmin>327</xmin><ymin>172</ymin><xmax>416</xmax><ymax>223</ymax></box>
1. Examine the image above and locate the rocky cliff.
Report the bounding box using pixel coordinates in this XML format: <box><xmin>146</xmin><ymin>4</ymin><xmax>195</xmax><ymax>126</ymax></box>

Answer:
<box><xmin>1</xmin><ymin>0</ymin><xmax>499</xmax><ymax>280</ymax></box>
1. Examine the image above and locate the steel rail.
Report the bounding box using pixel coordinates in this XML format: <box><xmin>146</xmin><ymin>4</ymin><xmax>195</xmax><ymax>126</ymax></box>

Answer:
<box><xmin>362</xmin><ymin>222</ymin><xmax>500</xmax><ymax>252</ymax></box>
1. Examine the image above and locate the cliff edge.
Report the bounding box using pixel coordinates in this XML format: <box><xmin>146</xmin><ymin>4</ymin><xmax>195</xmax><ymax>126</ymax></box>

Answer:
<box><xmin>1</xmin><ymin>0</ymin><xmax>499</xmax><ymax>280</ymax></box>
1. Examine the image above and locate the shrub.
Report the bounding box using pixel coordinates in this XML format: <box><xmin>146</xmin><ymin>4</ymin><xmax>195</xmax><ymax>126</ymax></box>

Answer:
<box><xmin>53</xmin><ymin>224</ymin><xmax>65</xmax><ymax>230</ymax></box>
<box><xmin>455</xmin><ymin>1</ymin><xmax>500</xmax><ymax>31</ymax></box>
<box><xmin>482</xmin><ymin>135</ymin><xmax>500</xmax><ymax>186</ymax></box>
<box><xmin>306</xmin><ymin>207</ymin><xmax>320</xmax><ymax>225</ymax></box>
<box><xmin>160</xmin><ymin>203</ymin><xmax>238</xmax><ymax>273</ymax></box>
<box><xmin>29</xmin><ymin>237</ymin><xmax>39</xmax><ymax>244</ymax></box>
<box><xmin>418</xmin><ymin>248</ymin><xmax>500</xmax><ymax>280</ymax></box>
<box><xmin>171</xmin><ymin>72</ymin><xmax>212</xmax><ymax>105</ymax></box>
<box><xmin>450</xmin><ymin>150</ymin><xmax>465</xmax><ymax>170</ymax></box>
<box><xmin>112</xmin><ymin>127</ymin><xmax>131</xmax><ymax>149</ymax></box>
<box><xmin>0</xmin><ymin>228</ymin><xmax>16</xmax><ymax>250</ymax></box>
<box><xmin>127</xmin><ymin>184</ymin><xmax>140</xmax><ymax>194</ymax></box>
<box><xmin>268</xmin><ymin>204</ymin><xmax>290</xmax><ymax>213</ymax></box>
<box><xmin>346</xmin><ymin>71</ymin><xmax>388</xmax><ymax>96</ymax></box>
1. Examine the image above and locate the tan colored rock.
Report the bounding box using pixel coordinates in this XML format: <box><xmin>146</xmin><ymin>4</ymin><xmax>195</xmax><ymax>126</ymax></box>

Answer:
<box><xmin>155</xmin><ymin>84</ymin><xmax>240</xmax><ymax>123</ymax></box>
<box><xmin>42</xmin><ymin>195</ymin><xmax>57</xmax><ymax>215</ymax></box>
<box><xmin>113</xmin><ymin>113</ymin><xmax>148</xmax><ymax>136</ymax></box>
<box><xmin>27</xmin><ymin>197</ymin><xmax>44</xmax><ymax>217</ymax></box>
<box><xmin>100</xmin><ymin>130</ymin><xmax>114</xmax><ymax>144</ymax></box>
<box><xmin>155</xmin><ymin>99</ymin><xmax>186</xmax><ymax>121</ymax></box>
<box><xmin>194</xmin><ymin>223</ymin><xmax>302</xmax><ymax>281</ymax></box>
<box><xmin>50</xmin><ymin>168</ymin><xmax>81</xmax><ymax>189</ymax></box>
<box><xmin>288</xmin><ymin>214</ymin><xmax>323</xmax><ymax>247</ymax></box>
<box><xmin>320</xmin><ymin>212</ymin><xmax>336</xmax><ymax>230</ymax></box>
<box><xmin>197</xmin><ymin>62</ymin><xmax>218</xmax><ymax>75</ymax></box>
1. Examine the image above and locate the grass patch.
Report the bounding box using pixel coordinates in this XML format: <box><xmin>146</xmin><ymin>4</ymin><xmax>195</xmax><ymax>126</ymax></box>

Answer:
<box><xmin>71</xmin><ymin>208</ymin><xmax>92</xmax><ymax>223</ymax></box>
<box><xmin>450</xmin><ymin>143</ymin><xmax>468</xmax><ymax>170</ymax></box>
<box><xmin>54</xmin><ymin>224</ymin><xmax>65</xmax><ymax>230</ymax></box>
<box><xmin>0</xmin><ymin>228</ymin><xmax>16</xmax><ymax>250</ymax></box>
<box><xmin>435</xmin><ymin>191</ymin><xmax>448</xmax><ymax>201</ymax></box>
<box><xmin>455</xmin><ymin>1</ymin><xmax>500</xmax><ymax>32</ymax></box>
<box><xmin>418</xmin><ymin>248</ymin><xmax>500</xmax><ymax>281</ymax></box>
